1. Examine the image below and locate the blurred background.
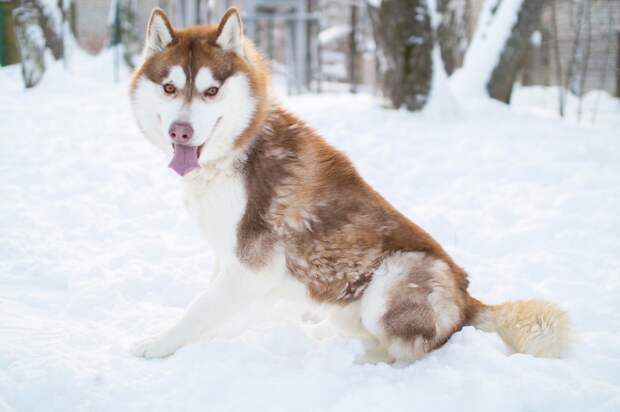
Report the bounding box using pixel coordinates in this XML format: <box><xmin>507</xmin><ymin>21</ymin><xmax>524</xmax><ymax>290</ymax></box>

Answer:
<box><xmin>1</xmin><ymin>0</ymin><xmax>619</xmax><ymax>119</ymax></box>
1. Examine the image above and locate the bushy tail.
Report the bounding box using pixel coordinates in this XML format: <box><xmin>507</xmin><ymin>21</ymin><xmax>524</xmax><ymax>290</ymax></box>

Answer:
<box><xmin>467</xmin><ymin>297</ymin><xmax>571</xmax><ymax>358</ymax></box>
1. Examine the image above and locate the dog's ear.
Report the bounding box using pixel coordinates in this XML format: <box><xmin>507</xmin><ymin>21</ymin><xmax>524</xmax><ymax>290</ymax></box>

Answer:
<box><xmin>216</xmin><ymin>7</ymin><xmax>244</xmax><ymax>56</ymax></box>
<box><xmin>144</xmin><ymin>8</ymin><xmax>175</xmax><ymax>58</ymax></box>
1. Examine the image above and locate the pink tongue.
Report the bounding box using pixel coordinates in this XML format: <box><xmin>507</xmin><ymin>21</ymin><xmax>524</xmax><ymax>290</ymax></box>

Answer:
<box><xmin>169</xmin><ymin>144</ymin><xmax>199</xmax><ymax>176</ymax></box>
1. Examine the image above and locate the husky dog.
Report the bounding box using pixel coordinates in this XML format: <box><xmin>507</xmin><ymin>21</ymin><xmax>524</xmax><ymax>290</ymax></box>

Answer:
<box><xmin>129</xmin><ymin>7</ymin><xmax>570</xmax><ymax>361</ymax></box>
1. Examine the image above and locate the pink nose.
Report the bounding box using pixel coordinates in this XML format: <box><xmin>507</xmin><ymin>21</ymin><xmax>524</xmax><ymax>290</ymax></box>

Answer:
<box><xmin>168</xmin><ymin>121</ymin><xmax>194</xmax><ymax>144</ymax></box>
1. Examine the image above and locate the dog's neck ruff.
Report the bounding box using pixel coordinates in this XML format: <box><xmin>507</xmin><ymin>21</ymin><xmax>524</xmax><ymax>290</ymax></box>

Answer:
<box><xmin>183</xmin><ymin>149</ymin><xmax>244</xmax><ymax>185</ymax></box>
<box><xmin>184</xmin><ymin>100</ymin><xmax>275</xmax><ymax>184</ymax></box>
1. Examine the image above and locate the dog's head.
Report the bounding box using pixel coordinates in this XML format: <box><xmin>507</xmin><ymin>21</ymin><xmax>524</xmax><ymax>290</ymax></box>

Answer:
<box><xmin>130</xmin><ymin>7</ymin><xmax>269</xmax><ymax>176</ymax></box>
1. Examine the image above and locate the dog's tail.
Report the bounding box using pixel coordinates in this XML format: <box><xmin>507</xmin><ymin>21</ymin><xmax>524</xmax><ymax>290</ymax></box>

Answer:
<box><xmin>466</xmin><ymin>295</ymin><xmax>571</xmax><ymax>358</ymax></box>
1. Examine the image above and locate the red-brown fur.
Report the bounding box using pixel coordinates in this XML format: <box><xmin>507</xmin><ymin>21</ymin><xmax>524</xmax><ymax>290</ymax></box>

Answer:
<box><xmin>130</xmin><ymin>7</ymin><xmax>570</xmax><ymax>361</ymax></box>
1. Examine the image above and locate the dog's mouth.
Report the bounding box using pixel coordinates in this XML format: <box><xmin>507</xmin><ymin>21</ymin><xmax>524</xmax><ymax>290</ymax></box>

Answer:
<box><xmin>168</xmin><ymin>143</ymin><xmax>204</xmax><ymax>176</ymax></box>
<box><xmin>167</xmin><ymin>117</ymin><xmax>222</xmax><ymax>177</ymax></box>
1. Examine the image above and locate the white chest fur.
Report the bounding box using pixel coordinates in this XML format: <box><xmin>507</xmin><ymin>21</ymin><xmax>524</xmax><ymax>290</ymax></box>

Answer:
<box><xmin>182</xmin><ymin>163</ymin><xmax>246</xmax><ymax>264</ymax></box>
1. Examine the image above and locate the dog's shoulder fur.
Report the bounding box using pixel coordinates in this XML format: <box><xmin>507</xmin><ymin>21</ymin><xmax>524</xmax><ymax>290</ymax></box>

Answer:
<box><xmin>236</xmin><ymin>104</ymin><xmax>470</xmax><ymax>304</ymax></box>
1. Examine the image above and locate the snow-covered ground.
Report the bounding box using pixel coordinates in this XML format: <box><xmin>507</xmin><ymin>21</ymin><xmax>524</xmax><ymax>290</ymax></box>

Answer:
<box><xmin>1</xmin><ymin>53</ymin><xmax>619</xmax><ymax>411</ymax></box>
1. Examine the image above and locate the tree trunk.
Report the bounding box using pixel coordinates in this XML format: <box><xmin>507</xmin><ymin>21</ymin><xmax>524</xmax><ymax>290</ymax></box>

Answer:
<box><xmin>550</xmin><ymin>0</ymin><xmax>565</xmax><ymax>116</ymax></box>
<box><xmin>120</xmin><ymin>0</ymin><xmax>140</xmax><ymax>68</ymax></box>
<box><xmin>616</xmin><ymin>31</ymin><xmax>620</xmax><ymax>98</ymax></box>
<box><xmin>13</xmin><ymin>0</ymin><xmax>46</xmax><ymax>88</ymax></box>
<box><xmin>486</xmin><ymin>0</ymin><xmax>546</xmax><ymax>102</ymax></box>
<box><xmin>35</xmin><ymin>0</ymin><xmax>64</xmax><ymax>59</ymax></box>
<box><xmin>349</xmin><ymin>4</ymin><xmax>358</xmax><ymax>93</ymax></box>
<box><xmin>367</xmin><ymin>0</ymin><xmax>434</xmax><ymax>111</ymax></box>
<box><xmin>436</xmin><ymin>0</ymin><xmax>468</xmax><ymax>75</ymax></box>
<box><xmin>13</xmin><ymin>0</ymin><xmax>66</xmax><ymax>88</ymax></box>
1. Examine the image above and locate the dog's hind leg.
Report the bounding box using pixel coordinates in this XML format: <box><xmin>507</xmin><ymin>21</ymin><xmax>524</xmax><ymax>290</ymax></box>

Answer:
<box><xmin>359</xmin><ymin>252</ymin><xmax>466</xmax><ymax>362</ymax></box>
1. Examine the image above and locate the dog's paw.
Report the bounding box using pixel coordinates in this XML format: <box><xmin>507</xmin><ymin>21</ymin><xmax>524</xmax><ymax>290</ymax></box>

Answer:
<box><xmin>131</xmin><ymin>335</ymin><xmax>178</xmax><ymax>359</ymax></box>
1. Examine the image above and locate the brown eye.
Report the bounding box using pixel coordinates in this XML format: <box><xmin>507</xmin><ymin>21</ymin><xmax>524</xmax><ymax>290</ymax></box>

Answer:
<box><xmin>163</xmin><ymin>83</ymin><xmax>176</xmax><ymax>94</ymax></box>
<box><xmin>204</xmin><ymin>86</ymin><xmax>219</xmax><ymax>97</ymax></box>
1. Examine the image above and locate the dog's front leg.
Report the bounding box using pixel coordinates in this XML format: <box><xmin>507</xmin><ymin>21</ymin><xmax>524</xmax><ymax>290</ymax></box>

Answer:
<box><xmin>131</xmin><ymin>262</ymin><xmax>242</xmax><ymax>358</ymax></box>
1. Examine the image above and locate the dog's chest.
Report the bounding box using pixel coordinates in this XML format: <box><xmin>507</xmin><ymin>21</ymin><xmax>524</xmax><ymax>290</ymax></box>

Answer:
<box><xmin>182</xmin><ymin>170</ymin><xmax>246</xmax><ymax>261</ymax></box>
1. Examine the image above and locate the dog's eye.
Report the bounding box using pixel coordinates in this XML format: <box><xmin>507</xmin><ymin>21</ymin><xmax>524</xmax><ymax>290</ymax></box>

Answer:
<box><xmin>204</xmin><ymin>86</ymin><xmax>219</xmax><ymax>97</ymax></box>
<box><xmin>163</xmin><ymin>83</ymin><xmax>176</xmax><ymax>94</ymax></box>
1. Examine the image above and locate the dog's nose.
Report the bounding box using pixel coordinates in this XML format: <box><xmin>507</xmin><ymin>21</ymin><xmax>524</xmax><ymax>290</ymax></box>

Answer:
<box><xmin>168</xmin><ymin>121</ymin><xmax>194</xmax><ymax>144</ymax></box>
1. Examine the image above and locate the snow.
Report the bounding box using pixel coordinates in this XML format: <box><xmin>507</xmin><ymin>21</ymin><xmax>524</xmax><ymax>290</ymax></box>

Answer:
<box><xmin>530</xmin><ymin>30</ymin><xmax>542</xmax><ymax>47</ymax></box>
<box><xmin>1</xmin><ymin>53</ymin><xmax>620</xmax><ymax>412</ymax></box>
<box><xmin>451</xmin><ymin>0</ymin><xmax>524</xmax><ymax>97</ymax></box>
<box><xmin>422</xmin><ymin>46</ymin><xmax>460</xmax><ymax>120</ymax></box>
<box><xmin>422</xmin><ymin>0</ymin><xmax>459</xmax><ymax>119</ymax></box>
<box><xmin>512</xmin><ymin>84</ymin><xmax>620</xmax><ymax>128</ymax></box>
<box><xmin>318</xmin><ymin>24</ymin><xmax>351</xmax><ymax>46</ymax></box>
<box><xmin>38</xmin><ymin>0</ymin><xmax>64</xmax><ymax>36</ymax></box>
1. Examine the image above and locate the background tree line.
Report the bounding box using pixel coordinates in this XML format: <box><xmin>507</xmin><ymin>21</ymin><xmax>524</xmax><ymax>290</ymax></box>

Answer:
<box><xmin>8</xmin><ymin>0</ymin><xmax>620</xmax><ymax>119</ymax></box>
